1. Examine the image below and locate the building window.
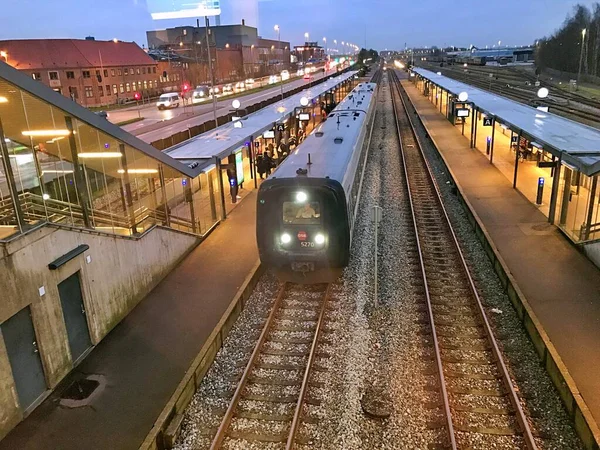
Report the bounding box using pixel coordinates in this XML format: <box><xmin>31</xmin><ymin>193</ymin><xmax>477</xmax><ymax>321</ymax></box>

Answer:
<box><xmin>137</xmin><ymin>68</ymin><xmax>140</xmax><ymax>75</ymax></box>
<box><xmin>96</xmin><ymin>70</ymin><xmax>100</xmax><ymax>77</ymax></box>
<box><xmin>126</xmin><ymin>82</ymin><xmax>130</xmax><ymax>92</ymax></box>
<box><xmin>105</xmin><ymin>85</ymin><xmax>111</xmax><ymax>95</ymax></box>
<box><xmin>118</xmin><ymin>68</ymin><xmax>122</xmax><ymax>76</ymax></box>
<box><xmin>119</xmin><ymin>83</ymin><xmax>124</xmax><ymax>93</ymax></box>
<box><xmin>83</xmin><ymin>70</ymin><xmax>91</xmax><ymax>78</ymax></box>
<box><xmin>132</xmin><ymin>81</ymin><xmax>136</xmax><ymax>91</ymax></box>
<box><xmin>113</xmin><ymin>84</ymin><xmax>118</xmax><ymax>94</ymax></box>
<box><xmin>130</xmin><ymin>68</ymin><xmax>134</xmax><ymax>75</ymax></box>
<box><xmin>69</xmin><ymin>86</ymin><xmax>78</xmax><ymax>99</ymax></box>
<box><xmin>99</xmin><ymin>85</ymin><xmax>104</xmax><ymax>97</ymax></box>
<box><xmin>143</xmin><ymin>80</ymin><xmax>148</xmax><ymax>89</ymax></box>
<box><xmin>124</xmin><ymin>68</ymin><xmax>129</xmax><ymax>76</ymax></box>
<box><xmin>66</xmin><ymin>71</ymin><xmax>75</xmax><ymax>79</ymax></box>
<box><xmin>49</xmin><ymin>71</ymin><xmax>59</xmax><ymax>80</ymax></box>
<box><xmin>142</xmin><ymin>67</ymin><xmax>146</xmax><ymax>74</ymax></box>
<box><xmin>104</xmin><ymin>69</ymin><xmax>109</xmax><ymax>77</ymax></box>
<box><xmin>111</xmin><ymin>69</ymin><xmax>116</xmax><ymax>76</ymax></box>
<box><xmin>153</xmin><ymin>67</ymin><xmax>156</xmax><ymax>74</ymax></box>
<box><xmin>32</xmin><ymin>72</ymin><xmax>41</xmax><ymax>80</ymax></box>
<box><xmin>85</xmin><ymin>86</ymin><xmax>93</xmax><ymax>98</ymax></box>
<box><xmin>154</xmin><ymin>80</ymin><xmax>158</xmax><ymax>88</ymax></box>
<box><xmin>147</xmin><ymin>66</ymin><xmax>152</xmax><ymax>73</ymax></box>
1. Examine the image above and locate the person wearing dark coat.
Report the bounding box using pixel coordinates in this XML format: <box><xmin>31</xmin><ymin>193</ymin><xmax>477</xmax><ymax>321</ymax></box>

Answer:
<box><xmin>256</xmin><ymin>153</ymin><xmax>267</xmax><ymax>179</ymax></box>
<box><xmin>264</xmin><ymin>152</ymin><xmax>275</xmax><ymax>176</ymax></box>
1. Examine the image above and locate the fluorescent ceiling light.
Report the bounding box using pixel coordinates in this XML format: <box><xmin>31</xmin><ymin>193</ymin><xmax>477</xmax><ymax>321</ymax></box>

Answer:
<box><xmin>117</xmin><ymin>168</ymin><xmax>159</xmax><ymax>174</ymax></box>
<box><xmin>78</xmin><ymin>152</ymin><xmax>122</xmax><ymax>158</ymax></box>
<box><xmin>22</xmin><ymin>129</ymin><xmax>71</xmax><ymax>137</ymax></box>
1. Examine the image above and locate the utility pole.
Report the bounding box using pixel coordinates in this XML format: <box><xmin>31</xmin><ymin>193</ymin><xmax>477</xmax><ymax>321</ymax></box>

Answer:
<box><xmin>578</xmin><ymin>28</ymin><xmax>587</xmax><ymax>88</ymax></box>
<box><xmin>205</xmin><ymin>16</ymin><xmax>218</xmax><ymax>129</ymax></box>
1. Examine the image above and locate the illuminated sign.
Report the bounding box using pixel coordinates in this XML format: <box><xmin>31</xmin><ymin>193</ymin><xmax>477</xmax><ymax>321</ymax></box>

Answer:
<box><xmin>235</xmin><ymin>151</ymin><xmax>244</xmax><ymax>185</ymax></box>
<box><xmin>299</xmin><ymin>113</ymin><xmax>310</xmax><ymax>121</ymax></box>
<box><xmin>263</xmin><ymin>130</ymin><xmax>275</xmax><ymax>139</ymax></box>
<box><xmin>148</xmin><ymin>0</ymin><xmax>221</xmax><ymax>20</ymax></box>
<box><xmin>456</xmin><ymin>109</ymin><xmax>469</xmax><ymax>118</ymax></box>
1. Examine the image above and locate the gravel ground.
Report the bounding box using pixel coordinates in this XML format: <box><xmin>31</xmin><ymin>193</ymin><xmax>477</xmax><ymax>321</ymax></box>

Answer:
<box><xmin>397</xmin><ymin>72</ymin><xmax>583</xmax><ymax>450</ymax></box>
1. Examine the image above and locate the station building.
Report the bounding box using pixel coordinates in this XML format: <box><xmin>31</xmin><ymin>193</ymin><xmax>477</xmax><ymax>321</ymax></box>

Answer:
<box><xmin>411</xmin><ymin>68</ymin><xmax>600</xmax><ymax>266</ymax></box>
<box><xmin>0</xmin><ymin>57</ymin><xmax>358</xmax><ymax>439</ymax></box>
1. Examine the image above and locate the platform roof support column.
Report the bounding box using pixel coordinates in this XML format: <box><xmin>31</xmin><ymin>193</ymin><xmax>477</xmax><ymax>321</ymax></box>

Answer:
<box><xmin>158</xmin><ymin>166</ymin><xmax>170</xmax><ymax>227</ymax></box>
<box><xmin>584</xmin><ymin>175</ymin><xmax>598</xmax><ymax>240</ymax></box>
<box><xmin>470</xmin><ymin>107</ymin><xmax>476</xmax><ymax>148</ymax></box>
<box><xmin>216</xmin><ymin>156</ymin><xmax>226</xmax><ymax>220</ymax></box>
<box><xmin>445</xmin><ymin>91</ymin><xmax>450</xmax><ymax>118</ymax></box>
<box><xmin>490</xmin><ymin>118</ymin><xmax>496</xmax><ymax>164</ymax></box>
<box><xmin>186</xmin><ymin>177</ymin><xmax>197</xmax><ymax>234</ymax></box>
<box><xmin>65</xmin><ymin>116</ymin><xmax>92</xmax><ymax>229</ymax></box>
<box><xmin>513</xmin><ymin>130</ymin><xmax>522</xmax><ymax>188</ymax></box>
<box><xmin>548</xmin><ymin>153</ymin><xmax>562</xmax><ymax>224</ymax></box>
<box><xmin>119</xmin><ymin>143</ymin><xmax>138</xmax><ymax>234</ymax></box>
<box><xmin>250</xmin><ymin>135</ymin><xmax>257</xmax><ymax>189</ymax></box>
<box><xmin>0</xmin><ymin>117</ymin><xmax>25</xmax><ymax>232</ymax></box>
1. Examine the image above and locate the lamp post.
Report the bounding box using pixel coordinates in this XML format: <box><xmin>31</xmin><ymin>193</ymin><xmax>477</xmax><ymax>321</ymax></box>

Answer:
<box><xmin>578</xmin><ymin>28</ymin><xmax>587</xmax><ymax>88</ymax></box>
<box><xmin>334</xmin><ymin>39</ymin><xmax>338</xmax><ymax>56</ymax></box>
<box><xmin>274</xmin><ymin>25</ymin><xmax>284</xmax><ymax>102</ymax></box>
<box><xmin>323</xmin><ymin>37</ymin><xmax>327</xmax><ymax>63</ymax></box>
<box><xmin>0</xmin><ymin>51</ymin><xmax>7</xmax><ymax>65</ymax></box>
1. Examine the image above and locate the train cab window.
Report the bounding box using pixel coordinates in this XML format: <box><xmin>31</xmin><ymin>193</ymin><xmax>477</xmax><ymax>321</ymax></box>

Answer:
<box><xmin>283</xmin><ymin>202</ymin><xmax>321</xmax><ymax>224</ymax></box>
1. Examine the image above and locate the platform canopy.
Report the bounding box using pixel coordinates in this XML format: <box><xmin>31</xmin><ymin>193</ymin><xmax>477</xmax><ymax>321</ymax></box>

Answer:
<box><xmin>413</xmin><ymin>68</ymin><xmax>600</xmax><ymax>175</ymax></box>
<box><xmin>167</xmin><ymin>71</ymin><xmax>358</xmax><ymax>170</ymax></box>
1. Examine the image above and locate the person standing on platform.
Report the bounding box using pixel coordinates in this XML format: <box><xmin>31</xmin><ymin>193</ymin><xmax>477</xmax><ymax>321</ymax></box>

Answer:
<box><xmin>256</xmin><ymin>153</ymin><xmax>266</xmax><ymax>179</ymax></box>
<box><xmin>264</xmin><ymin>152</ymin><xmax>275</xmax><ymax>176</ymax></box>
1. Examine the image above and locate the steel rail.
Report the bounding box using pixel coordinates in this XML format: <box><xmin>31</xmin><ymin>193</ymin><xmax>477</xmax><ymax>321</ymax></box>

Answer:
<box><xmin>388</xmin><ymin>70</ymin><xmax>457</xmax><ymax>449</ymax></box>
<box><xmin>209</xmin><ymin>282</ymin><xmax>289</xmax><ymax>450</ymax></box>
<box><xmin>285</xmin><ymin>283</ymin><xmax>332</xmax><ymax>450</ymax></box>
<box><xmin>389</xmin><ymin>69</ymin><xmax>538</xmax><ymax>449</ymax></box>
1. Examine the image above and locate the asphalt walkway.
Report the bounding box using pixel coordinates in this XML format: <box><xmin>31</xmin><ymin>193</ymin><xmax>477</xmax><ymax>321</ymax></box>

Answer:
<box><xmin>0</xmin><ymin>194</ymin><xmax>259</xmax><ymax>450</ymax></box>
<box><xmin>403</xmin><ymin>79</ymin><xmax>600</xmax><ymax>425</ymax></box>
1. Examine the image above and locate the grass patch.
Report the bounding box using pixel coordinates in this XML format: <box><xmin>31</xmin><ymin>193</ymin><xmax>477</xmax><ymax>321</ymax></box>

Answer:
<box><xmin>116</xmin><ymin>117</ymin><xmax>145</xmax><ymax>126</ymax></box>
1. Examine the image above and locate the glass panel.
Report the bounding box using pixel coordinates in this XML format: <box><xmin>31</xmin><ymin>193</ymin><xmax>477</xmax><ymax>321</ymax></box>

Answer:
<box><xmin>283</xmin><ymin>201</ymin><xmax>321</xmax><ymax>224</ymax></box>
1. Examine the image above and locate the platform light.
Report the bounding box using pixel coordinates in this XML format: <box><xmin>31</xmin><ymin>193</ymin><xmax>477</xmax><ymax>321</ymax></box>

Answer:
<box><xmin>42</xmin><ymin>193</ymin><xmax>50</xmax><ymax>200</ymax></box>
<box><xmin>117</xmin><ymin>168</ymin><xmax>159</xmax><ymax>174</ymax></box>
<box><xmin>296</xmin><ymin>191</ymin><xmax>308</xmax><ymax>203</ymax></box>
<box><xmin>300</xmin><ymin>96</ymin><xmax>309</xmax><ymax>107</ymax></box>
<box><xmin>22</xmin><ymin>129</ymin><xmax>70</xmax><ymax>137</ymax></box>
<box><xmin>537</xmin><ymin>87</ymin><xmax>549</xmax><ymax>99</ymax></box>
<box><xmin>280</xmin><ymin>233</ymin><xmax>291</xmax><ymax>244</ymax></box>
<box><xmin>78</xmin><ymin>152</ymin><xmax>122</xmax><ymax>158</ymax></box>
<box><xmin>232</xmin><ymin>99</ymin><xmax>241</xmax><ymax>109</ymax></box>
<box><xmin>315</xmin><ymin>233</ymin><xmax>325</xmax><ymax>245</ymax></box>
<box><xmin>458</xmin><ymin>91</ymin><xmax>469</xmax><ymax>102</ymax></box>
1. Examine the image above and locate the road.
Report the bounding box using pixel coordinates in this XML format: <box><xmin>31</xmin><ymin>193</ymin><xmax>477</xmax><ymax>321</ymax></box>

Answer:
<box><xmin>123</xmin><ymin>71</ymin><xmax>331</xmax><ymax>143</ymax></box>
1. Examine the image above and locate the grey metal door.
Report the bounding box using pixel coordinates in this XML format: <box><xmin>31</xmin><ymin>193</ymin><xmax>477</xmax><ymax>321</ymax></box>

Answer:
<box><xmin>1</xmin><ymin>306</ymin><xmax>47</xmax><ymax>410</ymax></box>
<box><xmin>58</xmin><ymin>272</ymin><xmax>91</xmax><ymax>362</ymax></box>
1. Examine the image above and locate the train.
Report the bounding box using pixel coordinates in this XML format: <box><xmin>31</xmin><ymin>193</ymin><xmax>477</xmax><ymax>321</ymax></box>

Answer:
<box><xmin>256</xmin><ymin>81</ymin><xmax>378</xmax><ymax>276</ymax></box>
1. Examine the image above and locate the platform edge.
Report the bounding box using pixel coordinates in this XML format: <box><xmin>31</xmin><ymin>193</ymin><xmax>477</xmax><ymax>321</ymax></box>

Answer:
<box><xmin>138</xmin><ymin>260</ymin><xmax>264</xmax><ymax>450</ymax></box>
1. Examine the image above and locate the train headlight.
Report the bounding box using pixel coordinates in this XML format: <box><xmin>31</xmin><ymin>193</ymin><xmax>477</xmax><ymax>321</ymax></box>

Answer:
<box><xmin>315</xmin><ymin>233</ymin><xmax>325</xmax><ymax>245</ymax></box>
<box><xmin>281</xmin><ymin>233</ymin><xmax>292</xmax><ymax>244</ymax></box>
<box><xmin>296</xmin><ymin>191</ymin><xmax>307</xmax><ymax>203</ymax></box>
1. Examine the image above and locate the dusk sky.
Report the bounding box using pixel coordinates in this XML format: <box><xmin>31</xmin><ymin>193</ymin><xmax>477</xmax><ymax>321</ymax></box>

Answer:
<box><xmin>0</xmin><ymin>0</ymin><xmax>597</xmax><ymax>50</ymax></box>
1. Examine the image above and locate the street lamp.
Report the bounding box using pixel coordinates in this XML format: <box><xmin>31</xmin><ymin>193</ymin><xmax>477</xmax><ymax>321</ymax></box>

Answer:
<box><xmin>323</xmin><ymin>37</ymin><xmax>327</xmax><ymax>59</ymax></box>
<box><xmin>0</xmin><ymin>51</ymin><xmax>7</xmax><ymax>64</ymax></box>
<box><xmin>112</xmin><ymin>38</ymin><xmax>118</xmax><ymax>43</ymax></box>
<box><xmin>274</xmin><ymin>24</ymin><xmax>284</xmax><ymax>102</ymax></box>
<box><xmin>304</xmin><ymin>32</ymin><xmax>309</xmax><ymax>42</ymax></box>
<box><xmin>578</xmin><ymin>28</ymin><xmax>587</xmax><ymax>87</ymax></box>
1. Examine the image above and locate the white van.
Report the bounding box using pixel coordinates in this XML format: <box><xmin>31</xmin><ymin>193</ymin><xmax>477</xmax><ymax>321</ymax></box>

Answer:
<box><xmin>156</xmin><ymin>93</ymin><xmax>180</xmax><ymax>110</ymax></box>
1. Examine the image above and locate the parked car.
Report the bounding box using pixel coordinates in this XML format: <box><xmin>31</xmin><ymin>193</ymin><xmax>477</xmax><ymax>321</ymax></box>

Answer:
<box><xmin>156</xmin><ymin>93</ymin><xmax>180</xmax><ymax>110</ymax></box>
<box><xmin>245</xmin><ymin>78</ymin><xmax>255</xmax><ymax>86</ymax></box>
<box><xmin>281</xmin><ymin>70</ymin><xmax>290</xmax><ymax>81</ymax></box>
<box><xmin>222</xmin><ymin>84</ymin><xmax>233</xmax><ymax>94</ymax></box>
<box><xmin>95</xmin><ymin>111</ymin><xmax>109</xmax><ymax>119</ymax></box>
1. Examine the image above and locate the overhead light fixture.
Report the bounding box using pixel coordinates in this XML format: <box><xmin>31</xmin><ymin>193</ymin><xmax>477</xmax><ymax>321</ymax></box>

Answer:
<box><xmin>78</xmin><ymin>152</ymin><xmax>122</xmax><ymax>158</ymax></box>
<box><xmin>0</xmin><ymin>96</ymin><xmax>8</xmax><ymax>103</ymax></box>
<box><xmin>41</xmin><ymin>169</ymin><xmax>74</xmax><ymax>175</ymax></box>
<box><xmin>22</xmin><ymin>129</ymin><xmax>71</xmax><ymax>137</ymax></box>
<box><xmin>117</xmin><ymin>168</ymin><xmax>159</xmax><ymax>174</ymax></box>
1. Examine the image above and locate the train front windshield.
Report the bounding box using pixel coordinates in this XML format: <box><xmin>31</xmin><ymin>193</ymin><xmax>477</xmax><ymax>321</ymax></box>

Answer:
<box><xmin>282</xmin><ymin>201</ymin><xmax>321</xmax><ymax>225</ymax></box>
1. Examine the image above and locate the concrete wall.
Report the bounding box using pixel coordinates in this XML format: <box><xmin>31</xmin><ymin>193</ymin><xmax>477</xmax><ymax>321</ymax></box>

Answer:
<box><xmin>0</xmin><ymin>224</ymin><xmax>200</xmax><ymax>440</ymax></box>
<box><xmin>583</xmin><ymin>241</ymin><xmax>600</xmax><ymax>270</ymax></box>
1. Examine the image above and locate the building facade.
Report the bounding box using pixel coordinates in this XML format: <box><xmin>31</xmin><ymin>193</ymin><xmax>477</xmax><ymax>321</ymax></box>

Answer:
<box><xmin>146</xmin><ymin>22</ymin><xmax>290</xmax><ymax>84</ymax></box>
<box><xmin>293</xmin><ymin>42</ymin><xmax>326</xmax><ymax>65</ymax></box>
<box><xmin>0</xmin><ymin>38</ymin><xmax>160</xmax><ymax>107</ymax></box>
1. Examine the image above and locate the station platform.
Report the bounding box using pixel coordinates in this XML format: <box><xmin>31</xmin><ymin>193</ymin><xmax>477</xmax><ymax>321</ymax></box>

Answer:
<box><xmin>0</xmin><ymin>194</ymin><xmax>259</xmax><ymax>450</ymax></box>
<box><xmin>402</xmin><ymin>79</ymin><xmax>600</xmax><ymax>426</ymax></box>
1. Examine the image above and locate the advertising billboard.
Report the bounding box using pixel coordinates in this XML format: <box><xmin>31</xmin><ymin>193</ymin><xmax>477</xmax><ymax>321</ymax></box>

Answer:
<box><xmin>148</xmin><ymin>0</ymin><xmax>221</xmax><ymax>20</ymax></box>
<box><xmin>235</xmin><ymin>150</ymin><xmax>244</xmax><ymax>185</ymax></box>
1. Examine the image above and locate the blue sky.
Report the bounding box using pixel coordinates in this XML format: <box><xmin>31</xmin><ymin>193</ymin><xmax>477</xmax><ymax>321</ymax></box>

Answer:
<box><xmin>0</xmin><ymin>0</ymin><xmax>597</xmax><ymax>50</ymax></box>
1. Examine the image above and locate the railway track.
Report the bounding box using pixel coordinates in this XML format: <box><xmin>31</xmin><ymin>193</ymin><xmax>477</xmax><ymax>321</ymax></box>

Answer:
<box><xmin>209</xmin><ymin>282</ymin><xmax>332</xmax><ymax>449</ymax></box>
<box><xmin>388</xmin><ymin>70</ymin><xmax>538</xmax><ymax>449</ymax></box>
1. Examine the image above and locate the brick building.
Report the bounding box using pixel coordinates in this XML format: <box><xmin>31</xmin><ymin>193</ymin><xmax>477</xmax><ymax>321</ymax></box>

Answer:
<box><xmin>0</xmin><ymin>38</ymin><xmax>160</xmax><ymax>107</ymax></box>
<box><xmin>147</xmin><ymin>22</ymin><xmax>290</xmax><ymax>85</ymax></box>
<box><xmin>293</xmin><ymin>42</ymin><xmax>326</xmax><ymax>65</ymax></box>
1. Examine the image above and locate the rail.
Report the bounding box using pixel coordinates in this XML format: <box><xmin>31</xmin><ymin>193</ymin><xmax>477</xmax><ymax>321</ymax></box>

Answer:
<box><xmin>389</xmin><ymin>69</ymin><xmax>537</xmax><ymax>449</ymax></box>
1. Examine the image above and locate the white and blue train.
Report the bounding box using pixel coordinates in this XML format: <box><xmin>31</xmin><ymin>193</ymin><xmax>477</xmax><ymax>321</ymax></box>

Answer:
<box><xmin>256</xmin><ymin>81</ymin><xmax>378</xmax><ymax>273</ymax></box>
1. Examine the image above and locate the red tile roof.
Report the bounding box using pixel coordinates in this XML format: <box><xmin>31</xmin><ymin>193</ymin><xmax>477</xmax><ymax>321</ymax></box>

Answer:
<box><xmin>0</xmin><ymin>39</ymin><xmax>156</xmax><ymax>70</ymax></box>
